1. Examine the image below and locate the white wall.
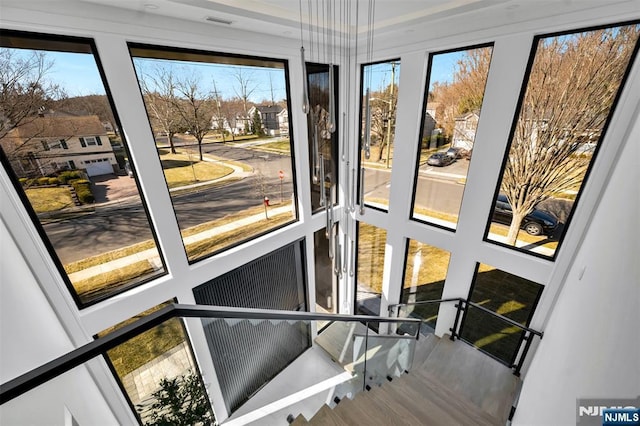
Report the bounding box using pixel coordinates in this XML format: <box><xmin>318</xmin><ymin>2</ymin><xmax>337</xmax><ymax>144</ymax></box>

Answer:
<box><xmin>0</xmin><ymin>219</ymin><xmax>120</xmax><ymax>425</ymax></box>
<box><xmin>513</xmin><ymin>111</ymin><xmax>640</xmax><ymax>425</ymax></box>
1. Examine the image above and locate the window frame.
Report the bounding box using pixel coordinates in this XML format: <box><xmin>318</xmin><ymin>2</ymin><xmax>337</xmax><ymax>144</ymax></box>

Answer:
<box><xmin>357</xmin><ymin>57</ymin><xmax>401</xmax><ymax>213</ymax></box>
<box><xmin>482</xmin><ymin>20</ymin><xmax>640</xmax><ymax>260</ymax></box>
<box><xmin>127</xmin><ymin>42</ymin><xmax>300</xmax><ymax>264</ymax></box>
<box><xmin>409</xmin><ymin>42</ymin><xmax>494</xmax><ymax>232</ymax></box>
<box><xmin>0</xmin><ymin>29</ymin><xmax>168</xmax><ymax>309</ymax></box>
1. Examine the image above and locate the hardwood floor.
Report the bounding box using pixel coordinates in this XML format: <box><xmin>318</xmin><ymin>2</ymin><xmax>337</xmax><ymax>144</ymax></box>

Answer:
<box><xmin>296</xmin><ymin>329</ymin><xmax>519</xmax><ymax>425</ymax></box>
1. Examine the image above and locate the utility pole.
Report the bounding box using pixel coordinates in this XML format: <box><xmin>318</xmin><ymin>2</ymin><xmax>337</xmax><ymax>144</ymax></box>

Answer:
<box><xmin>212</xmin><ymin>80</ymin><xmax>225</xmax><ymax>143</ymax></box>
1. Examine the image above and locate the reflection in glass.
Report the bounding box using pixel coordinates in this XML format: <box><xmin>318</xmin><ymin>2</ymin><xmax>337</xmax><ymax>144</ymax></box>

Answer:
<box><xmin>129</xmin><ymin>45</ymin><xmax>297</xmax><ymax>263</ymax></box>
<box><xmin>99</xmin><ymin>303</ymin><xmax>214</xmax><ymax>425</ymax></box>
<box><xmin>355</xmin><ymin>222</ymin><xmax>387</xmax><ymax>316</ymax></box>
<box><xmin>400</xmin><ymin>240</ymin><xmax>451</xmax><ymax>329</ymax></box>
<box><xmin>359</xmin><ymin>60</ymin><xmax>400</xmax><ymax>210</ymax></box>
<box><xmin>307</xmin><ymin>63</ymin><xmax>338</xmax><ymax>212</ymax></box>
<box><xmin>412</xmin><ymin>45</ymin><xmax>493</xmax><ymax>229</ymax></box>
<box><xmin>314</xmin><ymin>228</ymin><xmax>337</xmax><ymax>314</ymax></box>
<box><xmin>486</xmin><ymin>24</ymin><xmax>640</xmax><ymax>257</ymax></box>
<box><xmin>0</xmin><ymin>33</ymin><xmax>165</xmax><ymax>306</ymax></box>
<box><xmin>460</xmin><ymin>263</ymin><xmax>543</xmax><ymax>365</ymax></box>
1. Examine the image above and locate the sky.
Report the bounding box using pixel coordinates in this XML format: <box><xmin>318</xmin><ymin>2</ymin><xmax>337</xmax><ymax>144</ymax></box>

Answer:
<box><xmin>9</xmin><ymin>46</ymin><xmax>465</xmax><ymax>103</ymax></box>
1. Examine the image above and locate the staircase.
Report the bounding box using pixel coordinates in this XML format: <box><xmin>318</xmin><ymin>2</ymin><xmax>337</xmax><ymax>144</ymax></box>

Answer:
<box><xmin>294</xmin><ymin>331</ymin><xmax>519</xmax><ymax>425</ymax></box>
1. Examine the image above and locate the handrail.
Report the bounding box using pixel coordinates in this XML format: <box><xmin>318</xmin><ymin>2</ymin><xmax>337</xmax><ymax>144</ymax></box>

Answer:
<box><xmin>388</xmin><ymin>297</ymin><xmax>543</xmax><ymax>376</ymax></box>
<box><xmin>465</xmin><ymin>300</ymin><xmax>543</xmax><ymax>338</ymax></box>
<box><xmin>388</xmin><ymin>297</ymin><xmax>543</xmax><ymax>338</ymax></box>
<box><xmin>0</xmin><ymin>304</ymin><xmax>421</xmax><ymax>404</ymax></box>
<box><xmin>388</xmin><ymin>297</ymin><xmax>462</xmax><ymax>310</ymax></box>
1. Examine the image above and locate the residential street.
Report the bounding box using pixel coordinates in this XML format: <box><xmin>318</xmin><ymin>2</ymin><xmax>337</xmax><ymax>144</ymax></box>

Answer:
<box><xmin>42</xmin><ymin>144</ymin><xmax>568</xmax><ymax>264</ymax></box>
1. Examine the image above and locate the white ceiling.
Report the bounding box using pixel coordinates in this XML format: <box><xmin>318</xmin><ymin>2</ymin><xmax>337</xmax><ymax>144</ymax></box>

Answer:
<box><xmin>75</xmin><ymin>0</ymin><xmax>634</xmax><ymax>41</ymax></box>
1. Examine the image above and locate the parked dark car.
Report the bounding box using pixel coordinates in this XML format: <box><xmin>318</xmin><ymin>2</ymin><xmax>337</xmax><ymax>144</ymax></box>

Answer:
<box><xmin>492</xmin><ymin>194</ymin><xmax>558</xmax><ymax>236</ymax></box>
<box><xmin>427</xmin><ymin>152</ymin><xmax>455</xmax><ymax>167</ymax></box>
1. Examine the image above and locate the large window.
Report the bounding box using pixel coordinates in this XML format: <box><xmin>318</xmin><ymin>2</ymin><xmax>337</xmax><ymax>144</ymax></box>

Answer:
<box><xmin>411</xmin><ymin>45</ymin><xmax>493</xmax><ymax>229</ymax></box>
<box><xmin>129</xmin><ymin>44</ymin><xmax>298</xmax><ymax>262</ymax></box>
<box><xmin>359</xmin><ymin>60</ymin><xmax>400</xmax><ymax>210</ymax></box>
<box><xmin>99</xmin><ymin>301</ymin><xmax>214</xmax><ymax>425</ymax></box>
<box><xmin>307</xmin><ymin>63</ymin><xmax>339</xmax><ymax>212</ymax></box>
<box><xmin>0</xmin><ymin>32</ymin><xmax>165</xmax><ymax>307</ymax></box>
<box><xmin>400</xmin><ymin>240</ymin><xmax>451</xmax><ymax>329</ymax></box>
<box><xmin>314</xmin><ymin>228</ymin><xmax>337</xmax><ymax>314</ymax></box>
<box><xmin>486</xmin><ymin>22</ymin><xmax>640</xmax><ymax>258</ymax></box>
<box><xmin>355</xmin><ymin>222</ymin><xmax>387</xmax><ymax>316</ymax></box>
<box><xmin>460</xmin><ymin>264</ymin><xmax>543</xmax><ymax>366</ymax></box>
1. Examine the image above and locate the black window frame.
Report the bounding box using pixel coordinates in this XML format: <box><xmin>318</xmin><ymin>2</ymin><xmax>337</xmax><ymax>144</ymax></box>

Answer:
<box><xmin>127</xmin><ymin>42</ymin><xmax>300</xmax><ymax>264</ymax></box>
<box><xmin>482</xmin><ymin>20</ymin><xmax>640</xmax><ymax>261</ymax></box>
<box><xmin>306</xmin><ymin>61</ymin><xmax>340</xmax><ymax>213</ymax></box>
<box><xmin>357</xmin><ymin>58</ymin><xmax>401</xmax><ymax>213</ymax></box>
<box><xmin>409</xmin><ymin>42</ymin><xmax>494</xmax><ymax>232</ymax></box>
<box><xmin>0</xmin><ymin>29</ymin><xmax>167</xmax><ymax>309</ymax></box>
<box><xmin>458</xmin><ymin>263</ymin><xmax>544</xmax><ymax>367</ymax></box>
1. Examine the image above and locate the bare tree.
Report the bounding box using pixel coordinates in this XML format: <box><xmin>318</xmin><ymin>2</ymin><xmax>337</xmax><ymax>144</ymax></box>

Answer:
<box><xmin>0</xmin><ymin>49</ymin><xmax>62</xmax><ymax>139</ymax></box>
<box><xmin>428</xmin><ymin>47</ymin><xmax>491</xmax><ymax>141</ymax></box>
<box><xmin>453</xmin><ymin>47</ymin><xmax>492</xmax><ymax>115</ymax></box>
<box><xmin>172</xmin><ymin>73</ymin><xmax>214</xmax><ymax>161</ymax></box>
<box><xmin>139</xmin><ymin>67</ymin><xmax>185</xmax><ymax>154</ymax></box>
<box><xmin>232</xmin><ymin>68</ymin><xmax>258</xmax><ymax>116</ymax></box>
<box><xmin>253</xmin><ymin>170</ymin><xmax>270</xmax><ymax>219</ymax></box>
<box><xmin>216</xmin><ymin>96</ymin><xmax>245</xmax><ymax>141</ymax></box>
<box><xmin>500</xmin><ymin>25</ymin><xmax>640</xmax><ymax>245</ymax></box>
<box><xmin>57</xmin><ymin>94</ymin><xmax>117</xmax><ymax>134</ymax></box>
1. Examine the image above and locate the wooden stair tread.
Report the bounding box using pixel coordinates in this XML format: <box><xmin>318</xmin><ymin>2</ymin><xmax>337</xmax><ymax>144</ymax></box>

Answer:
<box><xmin>365</xmin><ymin>380</ymin><xmax>453</xmax><ymax>426</ymax></box>
<box><xmin>418</xmin><ymin>337</ymin><xmax>518</xmax><ymax>422</ymax></box>
<box><xmin>289</xmin><ymin>413</ymin><xmax>308</xmax><ymax>425</ymax></box>
<box><xmin>401</xmin><ymin>372</ymin><xmax>502</xmax><ymax>425</ymax></box>
<box><xmin>304</xmin><ymin>329</ymin><xmax>516</xmax><ymax>426</ymax></box>
<box><xmin>382</xmin><ymin>374</ymin><xmax>476</xmax><ymax>425</ymax></box>
<box><xmin>307</xmin><ymin>404</ymin><xmax>350</xmax><ymax>426</ymax></box>
<box><xmin>330</xmin><ymin>397</ymin><xmax>367</xmax><ymax>425</ymax></box>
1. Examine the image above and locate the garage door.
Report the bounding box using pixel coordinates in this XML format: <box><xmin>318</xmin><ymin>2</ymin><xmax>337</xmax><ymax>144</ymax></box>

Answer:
<box><xmin>84</xmin><ymin>159</ymin><xmax>113</xmax><ymax>176</ymax></box>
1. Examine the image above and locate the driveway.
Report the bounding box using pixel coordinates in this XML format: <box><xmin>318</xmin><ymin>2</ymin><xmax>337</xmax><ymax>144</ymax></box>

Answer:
<box><xmin>91</xmin><ymin>174</ymin><xmax>139</xmax><ymax>203</ymax></box>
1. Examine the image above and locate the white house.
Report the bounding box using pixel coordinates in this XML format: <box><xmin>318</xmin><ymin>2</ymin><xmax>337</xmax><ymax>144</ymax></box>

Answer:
<box><xmin>1</xmin><ymin>113</ymin><xmax>118</xmax><ymax>177</ymax></box>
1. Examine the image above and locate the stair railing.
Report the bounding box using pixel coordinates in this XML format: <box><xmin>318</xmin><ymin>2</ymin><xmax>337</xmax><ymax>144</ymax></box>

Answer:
<box><xmin>388</xmin><ymin>298</ymin><xmax>543</xmax><ymax>376</ymax></box>
<box><xmin>1</xmin><ymin>303</ymin><xmax>422</xmax><ymax>405</ymax></box>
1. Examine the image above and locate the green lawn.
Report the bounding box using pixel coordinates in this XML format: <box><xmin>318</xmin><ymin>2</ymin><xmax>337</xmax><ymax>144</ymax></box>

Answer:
<box><xmin>99</xmin><ymin>301</ymin><xmax>187</xmax><ymax>378</ymax></box>
<box><xmin>160</xmin><ymin>152</ymin><xmax>234</xmax><ymax>188</ymax></box>
<box><xmin>25</xmin><ymin>187</ymin><xmax>75</xmax><ymax>212</ymax></box>
<box><xmin>67</xmin><ymin>202</ymin><xmax>295</xmax><ymax>302</ymax></box>
<box><xmin>254</xmin><ymin>139</ymin><xmax>291</xmax><ymax>153</ymax></box>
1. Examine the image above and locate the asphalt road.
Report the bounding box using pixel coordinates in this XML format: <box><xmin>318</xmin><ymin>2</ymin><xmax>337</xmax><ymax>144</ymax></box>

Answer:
<box><xmin>44</xmin><ymin>145</ymin><xmax>472</xmax><ymax>263</ymax></box>
<box><xmin>363</xmin><ymin>158</ymin><xmax>468</xmax><ymax>216</ymax></box>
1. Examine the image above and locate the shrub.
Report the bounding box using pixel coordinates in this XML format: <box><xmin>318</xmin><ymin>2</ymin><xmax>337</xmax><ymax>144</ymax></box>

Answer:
<box><xmin>37</xmin><ymin>177</ymin><xmax>50</xmax><ymax>186</ymax></box>
<box><xmin>58</xmin><ymin>170</ymin><xmax>82</xmax><ymax>184</ymax></box>
<box><xmin>48</xmin><ymin>177</ymin><xmax>59</xmax><ymax>185</ymax></box>
<box><xmin>75</xmin><ymin>187</ymin><xmax>94</xmax><ymax>204</ymax></box>
<box><xmin>71</xmin><ymin>179</ymin><xmax>94</xmax><ymax>204</ymax></box>
<box><xmin>19</xmin><ymin>178</ymin><xmax>28</xmax><ymax>186</ymax></box>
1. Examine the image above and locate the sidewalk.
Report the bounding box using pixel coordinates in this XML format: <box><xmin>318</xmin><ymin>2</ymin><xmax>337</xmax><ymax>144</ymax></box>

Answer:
<box><xmin>68</xmin><ymin>204</ymin><xmax>293</xmax><ymax>282</ymax></box>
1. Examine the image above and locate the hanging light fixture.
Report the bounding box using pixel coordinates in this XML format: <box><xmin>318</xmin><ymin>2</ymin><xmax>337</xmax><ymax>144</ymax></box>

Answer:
<box><xmin>298</xmin><ymin>0</ymin><xmax>377</xmax><ymax>281</ymax></box>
